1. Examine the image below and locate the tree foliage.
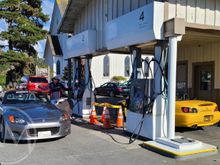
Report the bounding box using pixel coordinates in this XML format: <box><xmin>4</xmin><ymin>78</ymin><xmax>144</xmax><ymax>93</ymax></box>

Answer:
<box><xmin>0</xmin><ymin>0</ymin><xmax>49</xmax><ymax>84</ymax></box>
<box><xmin>0</xmin><ymin>0</ymin><xmax>49</xmax><ymax>55</ymax></box>
<box><xmin>35</xmin><ymin>57</ymin><xmax>48</xmax><ymax>68</ymax></box>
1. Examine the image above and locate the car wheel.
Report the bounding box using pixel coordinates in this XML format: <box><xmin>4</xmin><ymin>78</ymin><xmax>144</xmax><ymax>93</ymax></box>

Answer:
<box><xmin>217</xmin><ymin>121</ymin><xmax>220</xmax><ymax>127</ymax></box>
<box><xmin>0</xmin><ymin>117</ymin><xmax>5</xmax><ymax>143</ymax></box>
<box><xmin>109</xmin><ymin>91</ymin><xmax>114</xmax><ymax>97</ymax></box>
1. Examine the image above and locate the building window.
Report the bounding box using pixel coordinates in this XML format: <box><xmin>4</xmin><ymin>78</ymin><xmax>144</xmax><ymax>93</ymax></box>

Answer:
<box><xmin>56</xmin><ymin>60</ymin><xmax>61</xmax><ymax>75</ymax></box>
<box><xmin>103</xmin><ymin>55</ymin><xmax>110</xmax><ymax>77</ymax></box>
<box><xmin>124</xmin><ymin>56</ymin><xmax>130</xmax><ymax>77</ymax></box>
<box><xmin>200</xmin><ymin>71</ymin><xmax>212</xmax><ymax>91</ymax></box>
<box><xmin>176</xmin><ymin>62</ymin><xmax>187</xmax><ymax>100</ymax></box>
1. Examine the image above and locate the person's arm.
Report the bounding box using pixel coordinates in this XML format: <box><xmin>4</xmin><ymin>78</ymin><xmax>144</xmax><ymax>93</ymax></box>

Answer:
<box><xmin>61</xmin><ymin>83</ymin><xmax>72</xmax><ymax>91</ymax></box>
<box><xmin>38</xmin><ymin>84</ymin><xmax>50</xmax><ymax>90</ymax></box>
<box><xmin>50</xmin><ymin>83</ymin><xmax>60</xmax><ymax>92</ymax></box>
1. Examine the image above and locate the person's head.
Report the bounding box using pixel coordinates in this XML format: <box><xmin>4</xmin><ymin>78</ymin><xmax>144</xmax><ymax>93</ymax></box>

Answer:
<box><xmin>52</xmin><ymin>77</ymin><xmax>59</xmax><ymax>84</ymax></box>
<box><xmin>10</xmin><ymin>65</ymin><xmax>15</xmax><ymax>70</ymax></box>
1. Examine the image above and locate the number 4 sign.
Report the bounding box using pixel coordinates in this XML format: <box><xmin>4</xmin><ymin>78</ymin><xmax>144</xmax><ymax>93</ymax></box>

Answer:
<box><xmin>139</xmin><ymin>11</ymin><xmax>144</xmax><ymax>21</ymax></box>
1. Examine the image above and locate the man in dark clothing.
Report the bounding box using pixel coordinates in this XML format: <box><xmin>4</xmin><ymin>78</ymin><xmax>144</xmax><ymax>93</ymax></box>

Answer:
<box><xmin>40</xmin><ymin>77</ymin><xmax>71</xmax><ymax>101</ymax></box>
<box><xmin>49</xmin><ymin>77</ymin><xmax>66</xmax><ymax>100</ymax></box>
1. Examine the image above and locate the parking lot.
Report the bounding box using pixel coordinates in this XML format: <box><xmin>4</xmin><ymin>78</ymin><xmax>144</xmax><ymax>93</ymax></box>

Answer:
<box><xmin>1</xmin><ymin>98</ymin><xmax>220</xmax><ymax>165</ymax></box>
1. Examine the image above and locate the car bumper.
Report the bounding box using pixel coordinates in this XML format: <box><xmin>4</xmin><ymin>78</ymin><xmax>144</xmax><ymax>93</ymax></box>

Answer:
<box><xmin>176</xmin><ymin>113</ymin><xmax>220</xmax><ymax>127</ymax></box>
<box><xmin>5</xmin><ymin>120</ymin><xmax>71</xmax><ymax>141</ymax></box>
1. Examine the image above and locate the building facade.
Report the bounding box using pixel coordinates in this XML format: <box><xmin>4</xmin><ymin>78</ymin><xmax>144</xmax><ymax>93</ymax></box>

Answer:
<box><xmin>57</xmin><ymin>0</ymin><xmax>220</xmax><ymax>106</ymax></box>
<box><xmin>50</xmin><ymin>1</ymin><xmax>220</xmax><ymax>153</ymax></box>
<box><xmin>45</xmin><ymin>0</ymin><xmax>138</xmax><ymax>84</ymax></box>
<box><xmin>44</xmin><ymin>0</ymin><xmax>69</xmax><ymax>78</ymax></box>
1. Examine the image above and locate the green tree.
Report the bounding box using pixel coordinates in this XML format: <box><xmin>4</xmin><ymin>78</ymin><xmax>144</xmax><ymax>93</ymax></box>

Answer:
<box><xmin>35</xmin><ymin>57</ymin><xmax>48</xmax><ymax>68</ymax></box>
<box><xmin>0</xmin><ymin>0</ymin><xmax>49</xmax><ymax>82</ymax></box>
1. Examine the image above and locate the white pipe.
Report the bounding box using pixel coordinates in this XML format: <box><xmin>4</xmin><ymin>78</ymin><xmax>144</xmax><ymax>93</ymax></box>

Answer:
<box><xmin>154</xmin><ymin>45</ymin><xmax>165</xmax><ymax>139</ymax></box>
<box><xmin>167</xmin><ymin>37</ymin><xmax>178</xmax><ymax>139</ymax></box>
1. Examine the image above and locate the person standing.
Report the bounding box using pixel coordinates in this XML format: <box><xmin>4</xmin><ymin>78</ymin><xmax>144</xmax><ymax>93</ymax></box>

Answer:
<box><xmin>40</xmin><ymin>76</ymin><xmax>71</xmax><ymax>101</ymax></box>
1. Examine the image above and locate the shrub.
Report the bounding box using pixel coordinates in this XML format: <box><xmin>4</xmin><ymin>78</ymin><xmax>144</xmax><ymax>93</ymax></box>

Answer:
<box><xmin>111</xmin><ymin>75</ymin><xmax>127</xmax><ymax>82</ymax></box>
<box><xmin>0</xmin><ymin>75</ymin><xmax>6</xmax><ymax>86</ymax></box>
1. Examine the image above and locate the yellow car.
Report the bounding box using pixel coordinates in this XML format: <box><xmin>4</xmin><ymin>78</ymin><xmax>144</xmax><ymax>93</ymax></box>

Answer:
<box><xmin>118</xmin><ymin>99</ymin><xmax>220</xmax><ymax>128</ymax></box>
<box><xmin>176</xmin><ymin>100</ymin><xmax>220</xmax><ymax>128</ymax></box>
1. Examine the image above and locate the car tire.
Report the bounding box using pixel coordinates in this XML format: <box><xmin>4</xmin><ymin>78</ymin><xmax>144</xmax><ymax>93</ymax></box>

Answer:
<box><xmin>217</xmin><ymin>121</ymin><xmax>220</xmax><ymax>127</ymax></box>
<box><xmin>109</xmin><ymin>91</ymin><xmax>114</xmax><ymax>97</ymax></box>
<box><xmin>0</xmin><ymin>117</ymin><xmax>5</xmax><ymax>143</ymax></box>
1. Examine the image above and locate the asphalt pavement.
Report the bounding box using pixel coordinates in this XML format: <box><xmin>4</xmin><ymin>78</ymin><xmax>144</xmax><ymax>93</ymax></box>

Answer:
<box><xmin>0</xmin><ymin>96</ymin><xmax>220</xmax><ymax>165</ymax></box>
<box><xmin>0</xmin><ymin>117</ymin><xmax>220</xmax><ymax>165</ymax></box>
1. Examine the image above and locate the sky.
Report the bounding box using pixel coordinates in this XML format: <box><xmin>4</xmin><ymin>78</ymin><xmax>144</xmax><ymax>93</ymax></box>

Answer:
<box><xmin>38</xmin><ymin>0</ymin><xmax>55</xmax><ymax>57</ymax></box>
<box><xmin>0</xmin><ymin>0</ymin><xmax>55</xmax><ymax>58</ymax></box>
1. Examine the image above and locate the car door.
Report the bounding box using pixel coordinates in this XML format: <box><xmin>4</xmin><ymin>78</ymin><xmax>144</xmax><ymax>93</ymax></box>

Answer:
<box><xmin>97</xmin><ymin>83</ymin><xmax>108</xmax><ymax>95</ymax></box>
<box><xmin>105</xmin><ymin>83</ymin><xmax>113</xmax><ymax>95</ymax></box>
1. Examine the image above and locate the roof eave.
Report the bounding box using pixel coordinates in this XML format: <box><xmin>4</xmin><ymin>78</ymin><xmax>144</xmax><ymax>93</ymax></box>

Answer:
<box><xmin>58</xmin><ymin>0</ymin><xmax>90</xmax><ymax>33</ymax></box>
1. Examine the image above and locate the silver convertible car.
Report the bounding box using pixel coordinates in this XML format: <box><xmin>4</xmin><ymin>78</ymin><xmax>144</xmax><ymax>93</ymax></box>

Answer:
<box><xmin>0</xmin><ymin>90</ymin><xmax>71</xmax><ymax>142</ymax></box>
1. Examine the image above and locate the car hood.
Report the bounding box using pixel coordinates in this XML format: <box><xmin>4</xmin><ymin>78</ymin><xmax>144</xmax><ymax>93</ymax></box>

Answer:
<box><xmin>2</xmin><ymin>103</ymin><xmax>63</xmax><ymax>122</ymax></box>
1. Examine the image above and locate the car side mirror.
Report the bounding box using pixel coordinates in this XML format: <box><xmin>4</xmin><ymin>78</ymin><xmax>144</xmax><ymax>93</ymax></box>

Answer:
<box><xmin>21</xmin><ymin>77</ymin><xmax>28</xmax><ymax>83</ymax></box>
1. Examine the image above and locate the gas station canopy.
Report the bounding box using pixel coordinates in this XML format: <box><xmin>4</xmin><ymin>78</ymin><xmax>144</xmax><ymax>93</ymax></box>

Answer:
<box><xmin>59</xmin><ymin>0</ymin><xmax>90</xmax><ymax>33</ymax></box>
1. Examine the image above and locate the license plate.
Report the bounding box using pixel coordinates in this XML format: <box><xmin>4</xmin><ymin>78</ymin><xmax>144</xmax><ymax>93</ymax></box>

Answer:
<box><xmin>38</xmin><ymin>131</ymin><xmax>51</xmax><ymax>138</ymax></box>
<box><xmin>204</xmin><ymin>115</ymin><xmax>213</xmax><ymax>122</ymax></box>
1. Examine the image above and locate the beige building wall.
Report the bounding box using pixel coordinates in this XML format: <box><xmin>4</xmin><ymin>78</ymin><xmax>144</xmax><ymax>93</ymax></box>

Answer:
<box><xmin>178</xmin><ymin>42</ymin><xmax>220</xmax><ymax>89</ymax></box>
<box><xmin>167</xmin><ymin>0</ymin><xmax>220</xmax><ymax>26</ymax></box>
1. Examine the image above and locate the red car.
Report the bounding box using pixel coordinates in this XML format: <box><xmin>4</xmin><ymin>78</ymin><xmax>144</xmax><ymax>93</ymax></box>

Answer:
<box><xmin>26</xmin><ymin>76</ymin><xmax>49</xmax><ymax>93</ymax></box>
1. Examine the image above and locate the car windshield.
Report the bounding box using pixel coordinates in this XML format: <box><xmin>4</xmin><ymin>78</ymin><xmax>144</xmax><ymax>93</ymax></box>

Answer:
<box><xmin>119</xmin><ymin>81</ymin><xmax>131</xmax><ymax>87</ymax></box>
<box><xmin>3</xmin><ymin>91</ymin><xmax>49</xmax><ymax>104</ymax></box>
<box><xmin>29</xmin><ymin>77</ymin><xmax>48</xmax><ymax>83</ymax></box>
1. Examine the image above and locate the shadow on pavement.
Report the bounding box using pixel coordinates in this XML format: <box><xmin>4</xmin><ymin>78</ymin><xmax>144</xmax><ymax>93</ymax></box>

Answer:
<box><xmin>70</xmin><ymin>116</ymin><xmax>150</xmax><ymax>145</ymax></box>
<box><xmin>175</xmin><ymin>127</ymin><xmax>204</xmax><ymax>133</ymax></box>
<box><xmin>71</xmin><ymin>117</ymin><xmax>126</xmax><ymax>136</ymax></box>
<box><xmin>2</xmin><ymin>137</ymin><xmax>65</xmax><ymax>144</ymax></box>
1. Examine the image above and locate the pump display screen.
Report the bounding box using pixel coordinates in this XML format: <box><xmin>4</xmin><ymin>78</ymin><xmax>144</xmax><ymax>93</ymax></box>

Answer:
<box><xmin>129</xmin><ymin>79</ymin><xmax>149</xmax><ymax>114</ymax></box>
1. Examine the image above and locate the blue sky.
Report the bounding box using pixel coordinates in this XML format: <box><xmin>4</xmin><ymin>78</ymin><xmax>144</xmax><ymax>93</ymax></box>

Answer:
<box><xmin>0</xmin><ymin>0</ymin><xmax>55</xmax><ymax>58</ymax></box>
<box><xmin>38</xmin><ymin>0</ymin><xmax>55</xmax><ymax>57</ymax></box>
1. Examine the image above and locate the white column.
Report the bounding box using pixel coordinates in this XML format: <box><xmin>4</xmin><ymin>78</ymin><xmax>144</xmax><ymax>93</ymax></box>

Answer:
<box><xmin>154</xmin><ymin>45</ymin><xmax>166</xmax><ymax>139</ymax></box>
<box><xmin>167</xmin><ymin>37</ymin><xmax>178</xmax><ymax>139</ymax></box>
<box><xmin>53</xmin><ymin>57</ymin><xmax>57</xmax><ymax>77</ymax></box>
<box><xmin>154</xmin><ymin>46</ymin><xmax>162</xmax><ymax>100</ymax></box>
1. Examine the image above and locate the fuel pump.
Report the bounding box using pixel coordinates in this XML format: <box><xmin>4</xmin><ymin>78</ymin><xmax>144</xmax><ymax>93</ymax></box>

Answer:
<box><xmin>71</xmin><ymin>57</ymin><xmax>94</xmax><ymax>117</ymax></box>
<box><xmin>126</xmin><ymin>44</ymin><xmax>168</xmax><ymax>140</ymax></box>
<box><xmin>72</xmin><ymin>58</ymin><xmax>85</xmax><ymax>100</ymax></box>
